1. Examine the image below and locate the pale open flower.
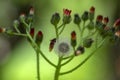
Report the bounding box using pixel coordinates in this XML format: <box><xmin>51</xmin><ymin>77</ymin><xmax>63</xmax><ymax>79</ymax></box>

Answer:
<box><xmin>54</xmin><ymin>38</ymin><xmax>72</xmax><ymax>57</ymax></box>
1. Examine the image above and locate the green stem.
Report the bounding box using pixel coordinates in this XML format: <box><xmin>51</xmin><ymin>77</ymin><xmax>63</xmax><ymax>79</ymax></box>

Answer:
<box><xmin>6</xmin><ymin>32</ymin><xmax>27</xmax><ymax>37</ymax></box>
<box><xmin>55</xmin><ymin>26</ymin><xmax>59</xmax><ymax>39</ymax></box>
<box><xmin>54</xmin><ymin>57</ymin><xmax>63</xmax><ymax>80</ymax></box>
<box><xmin>58</xmin><ymin>25</ymin><xmax>65</xmax><ymax>35</ymax></box>
<box><xmin>61</xmin><ymin>47</ymin><xmax>75</xmax><ymax>66</ymax></box>
<box><xmin>23</xmin><ymin>22</ymin><xmax>57</xmax><ymax>68</ymax></box>
<box><xmin>57</xmin><ymin>23</ymin><xmax>64</xmax><ymax>29</ymax></box>
<box><xmin>36</xmin><ymin>51</ymin><xmax>40</xmax><ymax>80</ymax></box>
<box><xmin>60</xmin><ymin>38</ymin><xmax>106</xmax><ymax>75</ymax></box>
<box><xmin>14</xmin><ymin>25</ymin><xmax>20</xmax><ymax>33</ymax></box>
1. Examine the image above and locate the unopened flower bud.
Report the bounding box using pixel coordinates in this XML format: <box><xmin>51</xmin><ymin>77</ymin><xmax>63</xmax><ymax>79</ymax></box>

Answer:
<box><xmin>83</xmin><ymin>38</ymin><xmax>93</xmax><ymax>48</ymax></box>
<box><xmin>96</xmin><ymin>15</ymin><xmax>103</xmax><ymax>22</ymax></box>
<box><xmin>19</xmin><ymin>13</ymin><xmax>26</xmax><ymax>22</ymax></box>
<box><xmin>0</xmin><ymin>27</ymin><xmax>6</xmax><ymax>33</ymax></box>
<box><xmin>89</xmin><ymin>6</ymin><xmax>95</xmax><ymax>21</ymax></box>
<box><xmin>103</xmin><ymin>17</ymin><xmax>109</xmax><ymax>25</ymax></box>
<box><xmin>115</xmin><ymin>30</ymin><xmax>120</xmax><ymax>37</ymax></box>
<box><xmin>82</xmin><ymin>11</ymin><xmax>88</xmax><ymax>22</ymax></box>
<box><xmin>29</xmin><ymin>7</ymin><xmax>34</xmax><ymax>15</ymax></box>
<box><xmin>13</xmin><ymin>20</ymin><xmax>19</xmax><ymax>27</ymax></box>
<box><xmin>30</xmin><ymin>28</ymin><xmax>35</xmax><ymax>38</ymax></box>
<box><xmin>35</xmin><ymin>31</ymin><xmax>43</xmax><ymax>46</ymax></box>
<box><xmin>74</xmin><ymin>46</ymin><xmax>84</xmax><ymax>56</ymax></box>
<box><xmin>51</xmin><ymin>13</ymin><xmax>60</xmax><ymax>26</ymax></box>
<box><xmin>73</xmin><ymin>14</ymin><xmax>81</xmax><ymax>25</ymax></box>
<box><xmin>113</xmin><ymin>18</ymin><xmax>120</xmax><ymax>28</ymax></box>
<box><xmin>49</xmin><ymin>38</ymin><xmax>56</xmax><ymax>52</ymax></box>
<box><xmin>71</xmin><ymin>31</ymin><xmax>77</xmax><ymax>47</ymax></box>
<box><xmin>63</xmin><ymin>9</ymin><xmax>72</xmax><ymax>24</ymax></box>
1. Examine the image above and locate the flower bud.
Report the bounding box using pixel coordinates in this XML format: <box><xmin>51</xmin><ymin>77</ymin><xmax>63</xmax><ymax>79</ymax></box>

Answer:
<box><xmin>103</xmin><ymin>17</ymin><xmax>109</xmax><ymax>25</ymax></box>
<box><xmin>62</xmin><ymin>9</ymin><xmax>72</xmax><ymax>24</ymax></box>
<box><xmin>13</xmin><ymin>20</ymin><xmax>19</xmax><ymax>27</ymax></box>
<box><xmin>73</xmin><ymin>14</ymin><xmax>81</xmax><ymax>25</ymax></box>
<box><xmin>30</xmin><ymin>28</ymin><xmax>35</xmax><ymax>38</ymax></box>
<box><xmin>89</xmin><ymin>6</ymin><xmax>95</xmax><ymax>21</ymax></box>
<box><xmin>19</xmin><ymin>13</ymin><xmax>26</xmax><ymax>22</ymax></box>
<box><xmin>96</xmin><ymin>15</ymin><xmax>103</xmax><ymax>22</ymax></box>
<box><xmin>0</xmin><ymin>27</ymin><xmax>6</xmax><ymax>33</ymax></box>
<box><xmin>115</xmin><ymin>30</ymin><xmax>120</xmax><ymax>37</ymax></box>
<box><xmin>49</xmin><ymin>38</ymin><xmax>56</xmax><ymax>52</ymax></box>
<box><xmin>113</xmin><ymin>18</ymin><xmax>120</xmax><ymax>28</ymax></box>
<box><xmin>82</xmin><ymin>11</ymin><xmax>88</xmax><ymax>22</ymax></box>
<box><xmin>74</xmin><ymin>46</ymin><xmax>84</xmax><ymax>56</ymax></box>
<box><xmin>29</xmin><ymin>7</ymin><xmax>34</xmax><ymax>15</ymax></box>
<box><xmin>35</xmin><ymin>31</ymin><xmax>43</xmax><ymax>46</ymax></box>
<box><xmin>83</xmin><ymin>38</ymin><xmax>93</xmax><ymax>48</ymax></box>
<box><xmin>51</xmin><ymin>13</ymin><xmax>60</xmax><ymax>26</ymax></box>
<box><xmin>71</xmin><ymin>31</ymin><xmax>77</xmax><ymax>47</ymax></box>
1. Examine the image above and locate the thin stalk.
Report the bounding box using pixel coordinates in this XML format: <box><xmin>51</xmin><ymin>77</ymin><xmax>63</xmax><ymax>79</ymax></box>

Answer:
<box><xmin>6</xmin><ymin>32</ymin><xmax>27</xmax><ymax>37</ymax></box>
<box><xmin>14</xmin><ymin>25</ymin><xmax>20</xmax><ymax>33</ymax></box>
<box><xmin>61</xmin><ymin>47</ymin><xmax>75</xmax><ymax>66</ymax></box>
<box><xmin>60</xmin><ymin>38</ymin><xmax>106</xmax><ymax>75</ymax></box>
<box><xmin>58</xmin><ymin>25</ymin><xmax>65</xmax><ymax>35</ymax></box>
<box><xmin>23</xmin><ymin>22</ymin><xmax>57</xmax><ymax>68</ymax></box>
<box><xmin>54</xmin><ymin>57</ymin><xmax>63</xmax><ymax>80</ymax></box>
<box><xmin>36</xmin><ymin>51</ymin><xmax>40</xmax><ymax>80</ymax></box>
<box><xmin>57</xmin><ymin>23</ymin><xmax>64</xmax><ymax>29</ymax></box>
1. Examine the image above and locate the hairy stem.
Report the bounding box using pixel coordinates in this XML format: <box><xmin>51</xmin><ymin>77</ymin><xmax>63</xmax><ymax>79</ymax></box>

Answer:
<box><xmin>54</xmin><ymin>57</ymin><xmax>63</xmax><ymax>80</ymax></box>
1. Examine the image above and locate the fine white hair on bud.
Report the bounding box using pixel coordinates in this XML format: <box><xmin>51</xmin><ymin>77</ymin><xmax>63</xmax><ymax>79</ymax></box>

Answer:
<box><xmin>54</xmin><ymin>38</ymin><xmax>72</xmax><ymax>57</ymax></box>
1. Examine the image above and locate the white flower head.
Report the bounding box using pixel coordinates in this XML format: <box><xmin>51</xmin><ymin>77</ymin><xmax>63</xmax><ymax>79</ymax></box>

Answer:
<box><xmin>54</xmin><ymin>38</ymin><xmax>72</xmax><ymax>57</ymax></box>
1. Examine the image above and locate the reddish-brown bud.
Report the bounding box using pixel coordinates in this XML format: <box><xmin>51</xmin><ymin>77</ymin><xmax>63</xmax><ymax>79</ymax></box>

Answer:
<box><xmin>115</xmin><ymin>30</ymin><xmax>120</xmax><ymax>37</ymax></box>
<box><xmin>90</xmin><ymin>6</ymin><xmax>95</xmax><ymax>14</ymax></box>
<box><xmin>113</xmin><ymin>18</ymin><xmax>120</xmax><ymax>28</ymax></box>
<box><xmin>49</xmin><ymin>38</ymin><xmax>56</xmax><ymax>52</ymax></box>
<box><xmin>63</xmin><ymin>9</ymin><xmax>71</xmax><ymax>16</ymax></box>
<box><xmin>103</xmin><ymin>17</ymin><xmax>109</xmax><ymax>25</ymax></box>
<box><xmin>35</xmin><ymin>31</ymin><xmax>43</xmax><ymax>46</ymax></box>
<box><xmin>29</xmin><ymin>7</ymin><xmax>34</xmax><ymax>15</ymax></box>
<box><xmin>30</xmin><ymin>28</ymin><xmax>35</xmax><ymax>38</ymax></box>
<box><xmin>96</xmin><ymin>15</ymin><xmax>103</xmax><ymax>22</ymax></box>
<box><xmin>71</xmin><ymin>31</ymin><xmax>76</xmax><ymax>40</ymax></box>
<box><xmin>0</xmin><ymin>27</ymin><xmax>6</xmax><ymax>33</ymax></box>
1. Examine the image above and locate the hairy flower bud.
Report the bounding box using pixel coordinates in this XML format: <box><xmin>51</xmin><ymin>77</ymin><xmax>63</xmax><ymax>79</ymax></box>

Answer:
<box><xmin>35</xmin><ymin>31</ymin><xmax>43</xmax><ymax>46</ymax></box>
<box><xmin>62</xmin><ymin>9</ymin><xmax>72</xmax><ymax>24</ymax></box>
<box><xmin>89</xmin><ymin>6</ymin><xmax>95</xmax><ymax>21</ymax></box>
<box><xmin>74</xmin><ymin>46</ymin><xmax>84</xmax><ymax>56</ymax></box>
<box><xmin>83</xmin><ymin>38</ymin><xmax>93</xmax><ymax>48</ymax></box>
<box><xmin>82</xmin><ymin>11</ymin><xmax>88</xmax><ymax>22</ymax></box>
<box><xmin>113</xmin><ymin>18</ymin><xmax>120</xmax><ymax>28</ymax></box>
<box><xmin>103</xmin><ymin>17</ymin><xmax>109</xmax><ymax>25</ymax></box>
<box><xmin>51</xmin><ymin>13</ymin><xmax>60</xmax><ymax>26</ymax></box>
<box><xmin>0</xmin><ymin>27</ymin><xmax>6</xmax><ymax>33</ymax></box>
<box><xmin>115</xmin><ymin>30</ymin><xmax>120</xmax><ymax>37</ymax></box>
<box><xmin>73</xmin><ymin>14</ymin><xmax>81</xmax><ymax>25</ymax></box>
<box><xmin>71</xmin><ymin>31</ymin><xmax>77</xmax><ymax>47</ymax></box>
<box><xmin>19</xmin><ymin>13</ymin><xmax>26</xmax><ymax>22</ymax></box>
<box><xmin>30</xmin><ymin>28</ymin><xmax>35</xmax><ymax>38</ymax></box>
<box><xmin>49</xmin><ymin>38</ymin><xmax>56</xmax><ymax>52</ymax></box>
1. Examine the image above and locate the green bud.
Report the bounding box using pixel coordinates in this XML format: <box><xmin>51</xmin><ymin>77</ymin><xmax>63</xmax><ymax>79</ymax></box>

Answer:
<box><xmin>62</xmin><ymin>15</ymin><xmax>71</xmax><ymax>24</ymax></box>
<box><xmin>51</xmin><ymin>13</ymin><xmax>60</xmax><ymax>26</ymax></box>
<box><xmin>82</xmin><ymin>11</ymin><xmax>88</xmax><ymax>22</ymax></box>
<box><xmin>74</xmin><ymin>46</ymin><xmax>85</xmax><ymax>56</ymax></box>
<box><xmin>83</xmin><ymin>38</ymin><xmax>93</xmax><ymax>48</ymax></box>
<box><xmin>73</xmin><ymin>14</ymin><xmax>81</xmax><ymax>25</ymax></box>
<box><xmin>35</xmin><ymin>31</ymin><xmax>43</xmax><ymax>47</ymax></box>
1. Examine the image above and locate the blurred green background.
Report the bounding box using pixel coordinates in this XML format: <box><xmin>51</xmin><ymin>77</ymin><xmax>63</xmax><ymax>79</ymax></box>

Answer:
<box><xmin>0</xmin><ymin>0</ymin><xmax>120</xmax><ymax>80</ymax></box>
